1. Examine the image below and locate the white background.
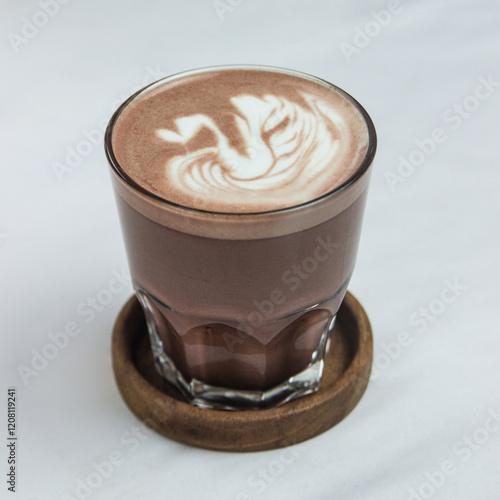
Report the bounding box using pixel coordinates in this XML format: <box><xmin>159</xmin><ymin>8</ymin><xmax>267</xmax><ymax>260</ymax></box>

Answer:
<box><xmin>2</xmin><ymin>1</ymin><xmax>499</xmax><ymax>499</ymax></box>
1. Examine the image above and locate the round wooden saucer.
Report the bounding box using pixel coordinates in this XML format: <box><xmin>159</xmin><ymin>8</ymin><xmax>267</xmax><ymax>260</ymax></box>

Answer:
<box><xmin>111</xmin><ymin>291</ymin><xmax>373</xmax><ymax>452</ymax></box>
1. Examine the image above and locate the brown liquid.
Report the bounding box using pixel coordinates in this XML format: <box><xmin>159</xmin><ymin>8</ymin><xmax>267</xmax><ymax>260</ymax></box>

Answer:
<box><xmin>107</xmin><ymin>67</ymin><xmax>375</xmax><ymax>392</ymax></box>
<box><xmin>114</xmin><ymin>191</ymin><xmax>368</xmax><ymax>390</ymax></box>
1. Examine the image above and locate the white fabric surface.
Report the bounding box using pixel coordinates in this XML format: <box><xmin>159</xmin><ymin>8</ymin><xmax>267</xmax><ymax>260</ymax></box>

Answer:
<box><xmin>1</xmin><ymin>1</ymin><xmax>499</xmax><ymax>499</ymax></box>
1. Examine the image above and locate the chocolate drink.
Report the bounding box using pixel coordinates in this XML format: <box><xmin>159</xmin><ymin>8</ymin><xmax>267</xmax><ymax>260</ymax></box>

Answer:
<box><xmin>106</xmin><ymin>66</ymin><xmax>376</xmax><ymax>409</ymax></box>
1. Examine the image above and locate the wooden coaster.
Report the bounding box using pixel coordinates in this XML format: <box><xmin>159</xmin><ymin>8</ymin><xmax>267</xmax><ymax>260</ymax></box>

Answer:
<box><xmin>111</xmin><ymin>291</ymin><xmax>373</xmax><ymax>452</ymax></box>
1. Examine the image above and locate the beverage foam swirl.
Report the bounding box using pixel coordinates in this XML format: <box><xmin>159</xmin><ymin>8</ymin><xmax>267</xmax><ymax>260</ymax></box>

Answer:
<box><xmin>111</xmin><ymin>68</ymin><xmax>370</xmax><ymax>213</ymax></box>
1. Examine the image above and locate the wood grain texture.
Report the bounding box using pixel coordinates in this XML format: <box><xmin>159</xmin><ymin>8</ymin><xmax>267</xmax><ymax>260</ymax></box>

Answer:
<box><xmin>111</xmin><ymin>291</ymin><xmax>373</xmax><ymax>452</ymax></box>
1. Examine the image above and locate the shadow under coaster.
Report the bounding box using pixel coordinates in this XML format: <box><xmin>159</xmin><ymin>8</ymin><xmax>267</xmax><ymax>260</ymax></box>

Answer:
<box><xmin>111</xmin><ymin>291</ymin><xmax>373</xmax><ymax>452</ymax></box>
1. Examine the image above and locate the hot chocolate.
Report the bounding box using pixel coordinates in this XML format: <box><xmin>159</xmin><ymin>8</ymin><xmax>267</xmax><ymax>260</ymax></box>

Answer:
<box><xmin>106</xmin><ymin>66</ymin><xmax>376</xmax><ymax>409</ymax></box>
<box><xmin>111</xmin><ymin>68</ymin><xmax>369</xmax><ymax>213</ymax></box>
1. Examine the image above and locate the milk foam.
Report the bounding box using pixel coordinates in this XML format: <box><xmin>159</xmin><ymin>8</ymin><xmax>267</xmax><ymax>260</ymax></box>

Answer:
<box><xmin>111</xmin><ymin>68</ymin><xmax>370</xmax><ymax>213</ymax></box>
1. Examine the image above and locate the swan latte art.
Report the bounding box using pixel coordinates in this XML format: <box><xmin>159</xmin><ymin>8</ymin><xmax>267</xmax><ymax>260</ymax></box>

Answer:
<box><xmin>112</xmin><ymin>68</ymin><xmax>370</xmax><ymax>213</ymax></box>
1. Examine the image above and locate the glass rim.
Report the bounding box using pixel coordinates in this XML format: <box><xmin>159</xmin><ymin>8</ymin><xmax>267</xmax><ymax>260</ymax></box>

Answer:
<box><xmin>104</xmin><ymin>64</ymin><xmax>377</xmax><ymax>217</ymax></box>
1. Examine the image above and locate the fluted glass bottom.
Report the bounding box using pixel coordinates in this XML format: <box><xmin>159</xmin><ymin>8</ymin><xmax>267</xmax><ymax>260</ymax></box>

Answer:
<box><xmin>136</xmin><ymin>290</ymin><xmax>338</xmax><ymax>411</ymax></box>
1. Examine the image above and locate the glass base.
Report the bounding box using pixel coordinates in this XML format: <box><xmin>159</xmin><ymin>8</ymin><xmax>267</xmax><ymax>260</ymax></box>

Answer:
<box><xmin>137</xmin><ymin>291</ymin><xmax>337</xmax><ymax>411</ymax></box>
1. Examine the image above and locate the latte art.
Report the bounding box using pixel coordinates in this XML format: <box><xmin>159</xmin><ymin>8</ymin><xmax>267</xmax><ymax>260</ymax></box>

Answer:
<box><xmin>156</xmin><ymin>93</ymin><xmax>346</xmax><ymax>207</ymax></box>
<box><xmin>111</xmin><ymin>68</ymin><xmax>370</xmax><ymax>212</ymax></box>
